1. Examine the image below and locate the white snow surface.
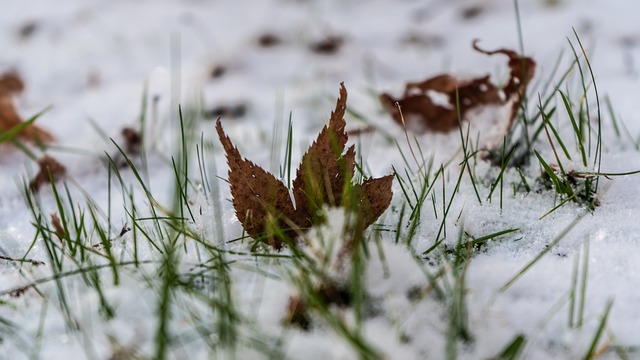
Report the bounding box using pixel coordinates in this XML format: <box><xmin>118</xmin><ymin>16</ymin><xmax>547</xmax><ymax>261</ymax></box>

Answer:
<box><xmin>1</xmin><ymin>0</ymin><xmax>640</xmax><ymax>359</ymax></box>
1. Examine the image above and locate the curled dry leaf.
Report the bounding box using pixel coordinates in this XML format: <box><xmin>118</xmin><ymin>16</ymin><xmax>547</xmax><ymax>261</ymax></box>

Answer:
<box><xmin>29</xmin><ymin>155</ymin><xmax>67</xmax><ymax>192</ymax></box>
<box><xmin>0</xmin><ymin>71</ymin><xmax>55</xmax><ymax>145</ymax></box>
<box><xmin>216</xmin><ymin>83</ymin><xmax>393</xmax><ymax>250</ymax></box>
<box><xmin>380</xmin><ymin>40</ymin><xmax>535</xmax><ymax>140</ymax></box>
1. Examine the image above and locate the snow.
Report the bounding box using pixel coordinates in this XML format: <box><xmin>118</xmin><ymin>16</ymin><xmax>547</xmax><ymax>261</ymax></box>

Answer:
<box><xmin>2</xmin><ymin>0</ymin><xmax>640</xmax><ymax>358</ymax></box>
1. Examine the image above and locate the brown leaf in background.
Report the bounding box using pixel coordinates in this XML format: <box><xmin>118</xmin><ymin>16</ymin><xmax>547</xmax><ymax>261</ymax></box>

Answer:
<box><xmin>204</xmin><ymin>103</ymin><xmax>247</xmax><ymax>120</ymax></box>
<box><xmin>309</xmin><ymin>35</ymin><xmax>344</xmax><ymax>55</ymax></box>
<box><xmin>217</xmin><ymin>83</ymin><xmax>393</xmax><ymax>249</ymax></box>
<box><xmin>121</xmin><ymin>127</ymin><xmax>142</xmax><ymax>155</ymax></box>
<box><xmin>257</xmin><ymin>33</ymin><xmax>282</xmax><ymax>48</ymax></box>
<box><xmin>0</xmin><ymin>72</ymin><xmax>25</xmax><ymax>95</ymax></box>
<box><xmin>380</xmin><ymin>40</ymin><xmax>535</xmax><ymax>135</ymax></box>
<box><xmin>472</xmin><ymin>40</ymin><xmax>536</xmax><ymax>117</ymax></box>
<box><xmin>0</xmin><ymin>71</ymin><xmax>55</xmax><ymax>145</ymax></box>
<box><xmin>380</xmin><ymin>74</ymin><xmax>502</xmax><ymax>132</ymax></box>
<box><xmin>29</xmin><ymin>155</ymin><xmax>66</xmax><ymax>192</ymax></box>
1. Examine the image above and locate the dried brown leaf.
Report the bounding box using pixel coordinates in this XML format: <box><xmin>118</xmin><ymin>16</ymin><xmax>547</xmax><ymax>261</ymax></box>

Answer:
<box><xmin>121</xmin><ymin>127</ymin><xmax>142</xmax><ymax>155</ymax></box>
<box><xmin>257</xmin><ymin>33</ymin><xmax>281</xmax><ymax>48</ymax></box>
<box><xmin>29</xmin><ymin>155</ymin><xmax>66</xmax><ymax>192</ymax></box>
<box><xmin>380</xmin><ymin>75</ymin><xmax>501</xmax><ymax>133</ymax></box>
<box><xmin>0</xmin><ymin>72</ymin><xmax>55</xmax><ymax>144</ymax></box>
<box><xmin>284</xmin><ymin>295</ymin><xmax>311</xmax><ymax>330</ymax></box>
<box><xmin>309</xmin><ymin>35</ymin><xmax>344</xmax><ymax>55</ymax></box>
<box><xmin>472</xmin><ymin>39</ymin><xmax>536</xmax><ymax>124</ymax></box>
<box><xmin>358</xmin><ymin>175</ymin><xmax>395</xmax><ymax>229</ymax></box>
<box><xmin>292</xmin><ymin>83</ymin><xmax>354</xmax><ymax>222</ymax></box>
<box><xmin>283</xmin><ymin>283</ymin><xmax>352</xmax><ymax>330</ymax></box>
<box><xmin>210</xmin><ymin>64</ymin><xmax>227</xmax><ymax>79</ymax></box>
<box><xmin>380</xmin><ymin>40</ymin><xmax>535</xmax><ymax>138</ymax></box>
<box><xmin>204</xmin><ymin>103</ymin><xmax>247</xmax><ymax>120</ymax></box>
<box><xmin>472</xmin><ymin>40</ymin><xmax>535</xmax><ymax>99</ymax></box>
<box><xmin>217</xmin><ymin>83</ymin><xmax>393</xmax><ymax>250</ymax></box>
<box><xmin>50</xmin><ymin>212</ymin><xmax>65</xmax><ymax>241</ymax></box>
<box><xmin>0</xmin><ymin>72</ymin><xmax>24</xmax><ymax>96</ymax></box>
<box><xmin>216</xmin><ymin>120</ymin><xmax>299</xmax><ymax>249</ymax></box>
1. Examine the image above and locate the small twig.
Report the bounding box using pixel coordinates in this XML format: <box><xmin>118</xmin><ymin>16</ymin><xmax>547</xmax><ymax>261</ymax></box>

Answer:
<box><xmin>0</xmin><ymin>255</ymin><xmax>44</xmax><ymax>266</ymax></box>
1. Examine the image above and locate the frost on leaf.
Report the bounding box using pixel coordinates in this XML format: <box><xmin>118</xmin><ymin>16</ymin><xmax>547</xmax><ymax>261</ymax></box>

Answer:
<box><xmin>216</xmin><ymin>83</ymin><xmax>393</xmax><ymax>250</ymax></box>
<box><xmin>0</xmin><ymin>72</ymin><xmax>55</xmax><ymax>145</ymax></box>
<box><xmin>380</xmin><ymin>40</ymin><xmax>535</xmax><ymax>136</ymax></box>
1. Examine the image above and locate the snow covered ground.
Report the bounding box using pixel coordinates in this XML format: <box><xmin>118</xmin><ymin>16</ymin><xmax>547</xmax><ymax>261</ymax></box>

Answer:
<box><xmin>1</xmin><ymin>0</ymin><xmax>640</xmax><ymax>359</ymax></box>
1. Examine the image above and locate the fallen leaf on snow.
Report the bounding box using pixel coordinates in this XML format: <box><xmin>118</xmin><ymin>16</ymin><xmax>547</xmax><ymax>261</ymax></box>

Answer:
<box><xmin>380</xmin><ymin>40</ymin><xmax>535</xmax><ymax>142</ymax></box>
<box><xmin>29</xmin><ymin>155</ymin><xmax>66</xmax><ymax>192</ymax></box>
<box><xmin>216</xmin><ymin>83</ymin><xmax>393</xmax><ymax>250</ymax></box>
<box><xmin>0</xmin><ymin>72</ymin><xmax>55</xmax><ymax>145</ymax></box>
<box><xmin>0</xmin><ymin>72</ymin><xmax>25</xmax><ymax>95</ymax></box>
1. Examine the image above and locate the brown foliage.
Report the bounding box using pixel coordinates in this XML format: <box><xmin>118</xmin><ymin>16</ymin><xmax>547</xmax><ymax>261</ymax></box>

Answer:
<box><xmin>257</xmin><ymin>33</ymin><xmax>282</xmax><ymax>48</ymax></box>
<box><xmin>216</xmin><ymin>83</ymin><xmax>393</xmax><ymax>249</ymax></box>
<box><xmin>50</xmin><ymin>212</ymin><xmax>66</xmax><ymax>241</ymax></box>
<box><xmin>380</xmin><ymin>40</ymin><xmax>536</xmax><ymax>135</ymax></box>
<box><xmin>0</xmin><ymin>71</ymin><xmax>55</xmax><ymax>144</ymax></box>
<box><xmin>204</xmin><ymin>103</ymin><xmax>247</xmax><ymax>120</ymax></box>
<box><xmin>29</xmin><ymin>155</ymin><xmax>67</xmax><ymax>192</ymax></box>
<box><xmin>121</xmin><ymin>127</ymin><xmax>142</xmax><ymax>155</ymax></box>
<box><xmin>0</xmin><ymin>72</ymin><xmax>25</xmax><ymax>95</ymax></box>
<box><xmin>310</xmin><ymin>35</ymin><xmax>344</xmax><ymax>55</ymax></box>
<box><xmin>284</xmin><ymin>282</ymin><xmax>352</xmax><ymax>330</ymax></box>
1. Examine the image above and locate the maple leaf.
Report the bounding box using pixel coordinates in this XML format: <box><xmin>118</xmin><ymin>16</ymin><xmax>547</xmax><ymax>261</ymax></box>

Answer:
<box><xmin>380</xmin><ymin>40</ymin><xmax>536</xmax><ymax>139</ymax></box>
<box><xmin>216</xmin><ymin>121</ymin><xmax>300</xmax><ymax>249</ymax></box>
<box><xmin>292</xmin><ymin>83</ymin><xmax>355</xmax><ymax>226</ymax></box>
<box><xmin>216</xmin><ymin>83</ymin><xmax>393</xmax><ymax>250</ymax></box>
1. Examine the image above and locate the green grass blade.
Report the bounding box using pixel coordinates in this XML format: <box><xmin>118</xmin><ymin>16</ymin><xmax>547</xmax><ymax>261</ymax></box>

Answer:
<box><xmin>497</xmin><ymin>334</ymin><xmax>526</xmax><ymax>360</ymax></box>
<box><xmin>501</xmin><ymin>206</ymin><xmax>591</xmax><ymax>292</ymax></box>
<box><xmin>0</xmin><ymin>106</ymin><xmax>51</xmax><ymax>144</ymax></box>
<box><xmin>558</xmin><ymin>90</ymin><xmax>587</xmax><ymax>166</ymax></box>
<box><xmin>584</xmin><ymin>299</ymin><xmax>613</xmax><ymax>359</ymax></box>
